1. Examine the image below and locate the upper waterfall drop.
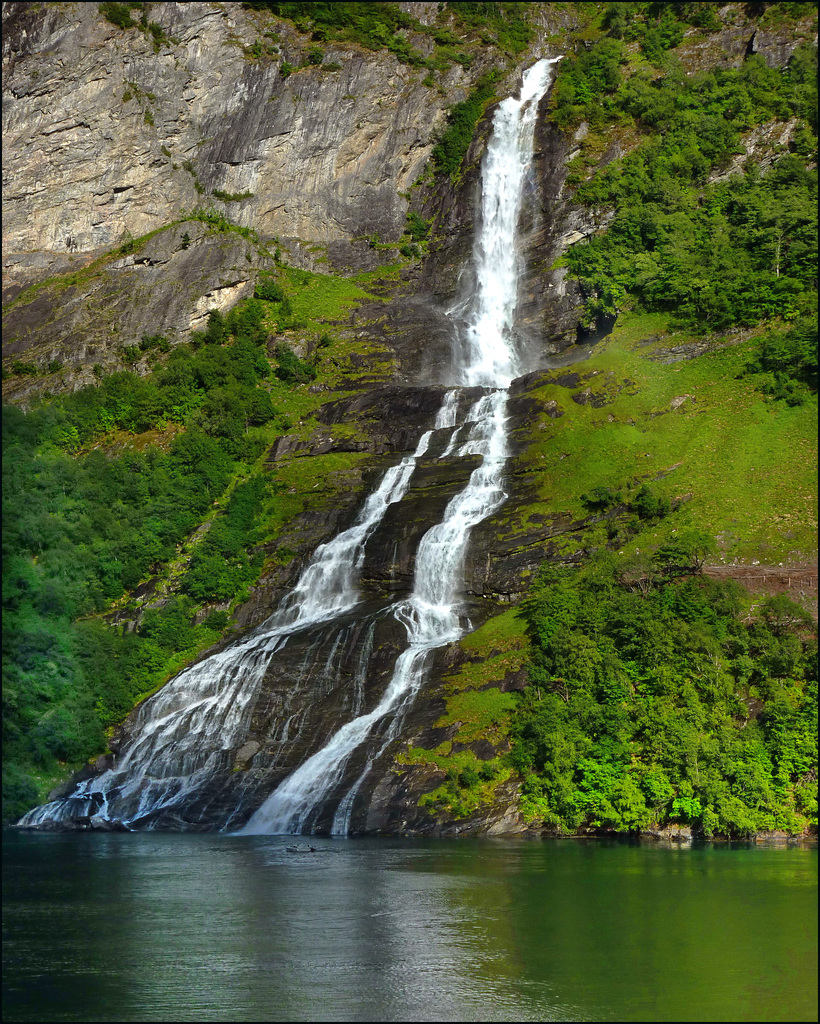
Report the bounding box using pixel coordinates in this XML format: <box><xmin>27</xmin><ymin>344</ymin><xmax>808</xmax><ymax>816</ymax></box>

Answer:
<box><xmin>457</xmin><ymin>57</ymin><xmax>559</xmax><ymax>388</ymax></box>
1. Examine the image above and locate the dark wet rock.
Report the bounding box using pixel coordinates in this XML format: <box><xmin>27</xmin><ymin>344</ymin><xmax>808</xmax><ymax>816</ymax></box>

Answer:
<box><xmin>572</xmin><ymin>387</ymin><xmax>613</xmax><ymax>408</ymax></box>
<box><xmin>88</xmin><ymin>814</ymin><xmax>129</xmax><ymax>832</ymax></box>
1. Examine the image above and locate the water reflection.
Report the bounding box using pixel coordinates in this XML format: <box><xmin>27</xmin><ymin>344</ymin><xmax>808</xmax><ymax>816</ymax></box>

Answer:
<box><xmin>3</xmin><ymin>834</ymin><xmax>817</xmax><ymax>1023</ymax></box>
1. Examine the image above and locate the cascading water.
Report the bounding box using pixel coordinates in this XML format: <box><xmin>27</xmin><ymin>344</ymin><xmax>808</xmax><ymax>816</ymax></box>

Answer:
<box><xmin>16</xmin><ymin>424</ymin><xmax>439</xmax><ymax>829</ymax></box>
<box><xmin>243</xmin><ymin>57</ymin><xmax>559</xmax><ymax>835</ymax></box>
<box><xmin>17</xmin><ymin>57</ymin><xmax>559</xmax><ymax>834</ymax></box>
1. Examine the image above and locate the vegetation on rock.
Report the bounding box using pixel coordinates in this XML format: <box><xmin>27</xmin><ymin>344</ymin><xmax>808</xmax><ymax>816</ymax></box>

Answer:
<box><xmin>512</xmin><ymin>554</ymin><xmax>816</xmax><ymax>838</ymax></box>
<box><xmin>1</xmin><ymin>256</ymin><xmax>384</xmax><ymax>822</ymax></box>
<box><xmin>2</xmin><ymin>1</ymin><xmax>817</xmax><ymax>836</ymax></box>
<box><xmin>432</xmin><ymin>70</ymin><xmax>503</xmax><ymax>176</ymax></box>
<box><xmin>550</xmin><ymin>8</ymin><xmax>818</xmax><ymax>335</ymax></box>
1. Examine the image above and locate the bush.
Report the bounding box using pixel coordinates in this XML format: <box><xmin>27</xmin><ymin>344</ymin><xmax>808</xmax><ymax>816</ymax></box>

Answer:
<box><xmin>254</xmin><ymin>275</ymin><xmax>285</xmax><ymax>302</ymax></box>
<box><xmin>632</xmin><ymin>485</ymin><xmax>670</xmax><ymax>521</ymax></box>
<box><xmin>99</xmin><ymin>2</ymin><xmax>136</xmax><ymax>30</ymax></box>
<box><xmin>203</xmin><ymin>309</ymin><xmax>226</xmax><ymax>346</ymax></box>
<box><xmin>743</xmin><ymin>314</ymin><xmax>818</xmax><ymax>401</ymax></box>
<box><xmin>458</xmin><ymin>765</ymin><xmax>480</xmax><ymax>788</ymax></box>
<box><xmin>405</xmin><ymin>211</ymin><xmax>431</xmax><ymax>241</ymax></box>
<box><xmin>11</xmin><ymin>360</ymin><xmax>38</xmax><ymax>376</ymax></box>
<box><xmin>581</xmin><ymin>485</ymin><xmax>622</xmax><ymax>511</ymax></box>
<box><xmin>432</xmin><ymin>71</ymin><xmax>501</xmax><ymax>176</ymax></box>
<box><xmin>202</xmin><ymin>610</ymin><xmax>230</xmax><ymax>631</ymax></box>
<box><xmin>274</xmin><ymin>343</ymin><xmax>316</xmax><ymax>384</ymax></box>
<box><xmin>140</xmin><ymin>333</ymin><xmax>170</xmax><ymax>353</ymax></box>
<box><xmin>213</xmin><ymin>189</ymin><xmax>254</xmax><ymax>202</ymax></box>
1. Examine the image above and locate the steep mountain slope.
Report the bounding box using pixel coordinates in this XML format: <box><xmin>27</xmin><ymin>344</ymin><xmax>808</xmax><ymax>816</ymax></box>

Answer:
<box><xmin>3</xmin><ymin>1</ymin><xmax>817</xmax><ymax>835</ymax></box>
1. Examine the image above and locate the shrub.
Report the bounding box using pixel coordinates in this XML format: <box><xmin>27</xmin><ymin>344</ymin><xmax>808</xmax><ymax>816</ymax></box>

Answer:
<box><xmin>99</xmin><ymin>2</ymin><xmax>137</xmax><ymax>30</ymax></box>
<box><xmin>405</xmin><ymin>211</ymin><xmax>431</xmax><ymax>240</ymax></box>
<box><xmin>274</xmin><ymin>343</ymin><xmax>316</xmax><ymax>384</ymax></box>
<box><xmin>432</xmin><ymin>71</ymin><xmax>501</xmax><ymax>176</ymax></box>
<box><xmin>11</xmin><ymin>360</ymin><xmax>38</xmax><ymax>376</ymax></box>
<box><xmin>581</xmin><ymin>485</ymin><xmax>622</xmax><ymax>511</ymax></box>
<box><xmin>254</xmin><ymin>276</ymin><xmax>285</xmax><ymax>302</ymax></box>
<box><xmin>213</xmin><ymin>189</ymin><xmax>255</xmax><ymax>202</ymax></box>
<box><xmin>202</xmin><ymin>610</ymin><xmax>230</xmax><ymax>631</ymax></box>
<box><xmin>140</xmin><ymin>333</ymin><xmax>170</xmax><ymax>353</ymax></box>
<box><xmin>203</xmin><ymin>309</ymin><xmax>226</xmax><ymax>346</ymax></box>
<box><xmin>632</xmin><ymin>485</ymin><xmax>670</xmax><ymax>521</ymax></box>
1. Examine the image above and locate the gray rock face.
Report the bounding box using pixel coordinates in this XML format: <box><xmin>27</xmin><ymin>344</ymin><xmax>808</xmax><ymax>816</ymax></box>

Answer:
<box><xmin>2</xmin><ymin>220</ymin><xmax>262</xmax><ymax>397</ymax></box>
<box><xmin>4</xmin><ymin>1</ymin><xmax>590</xmax><ymax>391</ymax></box>
<box><xmin>2</xmin><ymin>0</ymin><xmax>457</xmax><ymax>300</ymax></box>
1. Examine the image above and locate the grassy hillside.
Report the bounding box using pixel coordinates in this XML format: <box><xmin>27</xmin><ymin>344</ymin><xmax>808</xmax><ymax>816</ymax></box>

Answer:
<box><xmin>2</xmin><ymin>2</ymin><xmax>816</xmax><ymax>833</ymax></box>
<box><xmin>1</xmin><ymin>259</ymin><xmax>395</xmax><ymax>823</ymax></box>
<box><xmin>395</xmin><ymin>319</ymin><xmax>817</xmax><ymax>838</ymax></box>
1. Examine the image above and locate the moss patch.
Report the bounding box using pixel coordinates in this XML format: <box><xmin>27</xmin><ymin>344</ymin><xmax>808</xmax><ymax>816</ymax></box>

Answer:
<box><xmin>395</xmin><ymin>607</ymin><xmax>532</xmax><ymax>820</ymax></box>
<box><xmin>517</xmin><ymin>315</ymin><xmax>818</xmax><ymax>563</ymax></box>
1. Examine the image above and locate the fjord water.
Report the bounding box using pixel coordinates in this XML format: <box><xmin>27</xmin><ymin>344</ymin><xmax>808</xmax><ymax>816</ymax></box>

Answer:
<box><xmin>3</xmin><ymin>832</ymin><xmax>817</xmax><ymax>1023</ymax></box>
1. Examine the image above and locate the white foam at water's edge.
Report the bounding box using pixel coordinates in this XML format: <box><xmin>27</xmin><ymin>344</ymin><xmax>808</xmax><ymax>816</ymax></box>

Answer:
<box><xmin>17</xmin><ymin>427</ymin><xmax>436</xmax><ymax>829</ymax></box>
<box><xmin>18</xmin><ymin>58</ymin><xmax>560</xmax><ymax>834</ymax></box>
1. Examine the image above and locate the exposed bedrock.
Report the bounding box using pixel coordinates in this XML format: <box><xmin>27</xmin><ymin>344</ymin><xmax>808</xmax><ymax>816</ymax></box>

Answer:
<box><xmin>2</xmin><ymin>1</ymin><xmax>457</xmax><ymax>293</ymax></box>
<box><xmin>2</xmin><ymin>1</ymin><xmax>599</xmax><ymax>392</ymax></box>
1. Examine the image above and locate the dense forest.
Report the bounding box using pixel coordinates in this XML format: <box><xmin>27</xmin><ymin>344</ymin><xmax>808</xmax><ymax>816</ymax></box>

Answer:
<box><xmin>514</xmin><ymin>553</ymin><xmax>816</xmax><ymax>837</ymax></box>
<box><xmin>2</xmin><ymin>0</ymin><xmax>817</xmax><ymax>833</ymax></box>
<box><xmin>3</xmin><ymin>301</ymin><xmax>283</xmax><ymax>817</ymax></box>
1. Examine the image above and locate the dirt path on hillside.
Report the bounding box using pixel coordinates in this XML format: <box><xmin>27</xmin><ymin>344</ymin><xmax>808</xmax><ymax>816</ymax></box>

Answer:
<box><xmin>704</xmin><ymin>564</ymin><xmax>818</xmax><ymax>619</ymax></box>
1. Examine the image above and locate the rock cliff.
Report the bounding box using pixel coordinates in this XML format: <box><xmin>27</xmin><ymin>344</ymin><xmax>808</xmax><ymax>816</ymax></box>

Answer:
<box><xmin>3</xmin><ymin>1</ymin><xmax>590</xmax><ymax>396</ymax></box>
<box><xmin>5</xmin><ymin>1</ymin><xmax>815</xmax><ymax>836</ymax></box>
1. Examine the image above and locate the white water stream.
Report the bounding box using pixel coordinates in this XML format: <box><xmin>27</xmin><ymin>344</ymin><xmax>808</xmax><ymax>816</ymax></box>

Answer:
<box><xmin>17</xmin><ymin>423</ymin><xmax>439</xmax><ymax>829</ymax></box>
<box><xmin>18</xmin><ymin>57</ymin><xmax>558</xmax><ymax>833</ymax></box>
<box><xmin>243</xmin><ymin>58</ymin><xmax>559</xmax><ymax>835</ymax></box>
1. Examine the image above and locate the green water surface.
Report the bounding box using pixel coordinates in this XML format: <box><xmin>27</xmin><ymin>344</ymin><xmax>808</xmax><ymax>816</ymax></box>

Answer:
<box><xmin>2</xmin><ymin>833</ymin><xmax>816</xmax><ymax>1022</ymax></box>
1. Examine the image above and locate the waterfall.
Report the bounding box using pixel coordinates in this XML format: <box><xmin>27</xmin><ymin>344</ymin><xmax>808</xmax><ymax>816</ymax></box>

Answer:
<box><xmin>17</xmin><ymin>57</ymin><xmax>558</xmax><ymax>834</ymax></box>
<box><xmin>16</xmin><ymin>425</ymin><xmax>438</xmax><ymax>830</ymax></box>
<box><xmin>243</xmin><ymin>57</ymin><xmax>559</xmax><ymax>836</ymax></box>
